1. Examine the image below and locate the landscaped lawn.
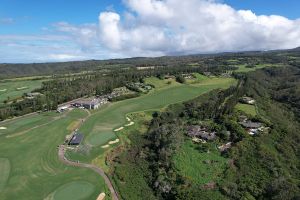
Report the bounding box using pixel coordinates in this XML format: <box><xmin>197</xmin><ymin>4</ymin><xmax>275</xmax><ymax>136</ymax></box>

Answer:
<box><xmin>236</xmin><ymin>103</ymin><xmax>257</xmax><ymax>116</ymax></box>
<box><xmin>173</xmin><ymin>140</ymin><xmax>228</xmax><ymax>185</ymax></box>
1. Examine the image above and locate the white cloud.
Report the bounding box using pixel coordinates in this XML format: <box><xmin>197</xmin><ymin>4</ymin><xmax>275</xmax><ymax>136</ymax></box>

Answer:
<box><xmin>98</xmin><ymin>0</ymin><xmax>300</xmax><ymax>56</ymax></box>
<box><xmin>1</xmin><ymin>0</ymin><xmax>300</xmax><ymax>62</ymax></box>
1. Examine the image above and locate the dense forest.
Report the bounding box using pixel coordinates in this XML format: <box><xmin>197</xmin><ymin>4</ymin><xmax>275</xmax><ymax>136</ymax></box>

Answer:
<box><xmin>110</xmin><ymin>64</ymin><xmax>300</xmax><ymax>200</ymax></box>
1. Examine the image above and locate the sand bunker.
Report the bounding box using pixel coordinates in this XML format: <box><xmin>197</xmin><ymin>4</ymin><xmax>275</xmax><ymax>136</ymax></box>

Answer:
<box><xmin>16</xmin><ymin>87</ymin><xmax>28</xmax><ymax>90</ymax></box>
<box><xmin>101</xmin><ymin>145</ymin><xmax>110</xmax><ymax>149</ymax></box>
<box><xmin>114</xmin><ymin>127</ymin><xmax>124</xmax><ymax>132</ymax></box>
<box><xmin>96</xmin><ymin>193</ymin><xmax>106</xmax><ymax>200</ymax></box>
<box><xmin>0</xmin><ymin>127</ymin><xmax>7</xmax><ymax>130</ymax></box>
<box><xmin>126</xmin><ymin>117</ymin><xmax>131</xmax><ymax>121</ymax></box>
<box><xmin>108</xmin><ymin>139</ymin><xmax>119</xmax><ymax>145</ymax></box>
<box><xmin>0</xmin><ymin>89</ymin><xmax>7</xmax><ymax>92</ymax></box>
<box><xmin>125</xmin><ymin>122</ymin><xmax>134</xmax><ymax>127</ymax></box>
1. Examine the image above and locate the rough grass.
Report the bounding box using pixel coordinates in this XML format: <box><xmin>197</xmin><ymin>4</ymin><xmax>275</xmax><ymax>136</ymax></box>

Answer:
<box><xmin>0</xmin><ymin>79</ymin><xmax>47</xmax><ymax>104</ymax></box>
<box><xmin>173</xmin><ymin>140</ymin><xmax>228</xmax><ymax>185</ymax></box>
<box><xmin>0</xmin><ymin>109</ymin><xmax>109</xmax><ymax>200</ymax></box>
<box><xmin>236</xmin><ymin>103</ymin><xmax>257</xmax><ymax>116</ymax></box>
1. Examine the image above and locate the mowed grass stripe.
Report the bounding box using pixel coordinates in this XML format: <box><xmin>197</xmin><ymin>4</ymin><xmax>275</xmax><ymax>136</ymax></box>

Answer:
<box><xmin>0</xmin><ymin>158</ymin><xmax>10</xmax><ymax>192</ymax></box>
<box><xmin>0</xmin><ymin>109</ymin><xmax>108</xmax><ymax>200</ymax></box>
<box><xmin>80</xmin><ymin>78</ymin><xmax>236</xmax><ymax>147</ymax></box>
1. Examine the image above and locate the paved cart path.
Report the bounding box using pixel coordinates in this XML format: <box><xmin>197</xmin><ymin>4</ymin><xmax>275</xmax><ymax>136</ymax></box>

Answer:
<box><xmin>58</xmin><ymin>108</ymin><xmax>119</xmax><ymax>200</ymax></box>
<box><xmin>58</xmin><ymin>145</ymin><xmax>119</xmax><ymax>200</ymax></box>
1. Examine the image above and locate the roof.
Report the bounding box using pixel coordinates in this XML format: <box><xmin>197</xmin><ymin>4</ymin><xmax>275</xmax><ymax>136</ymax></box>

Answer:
<box><xmin>239</xmin><ymin>121</ymin><xmax>262</xmax><ymax>129</ymax></box>
<box><xmin>69</xmin><ymin>133</ymin><xmax>84</xmax><ymax>145</ymax></box>
<box><xmin>74</xmin><ymin>98</ymin><xmax>100</xmax><ymax>106</ymax></box>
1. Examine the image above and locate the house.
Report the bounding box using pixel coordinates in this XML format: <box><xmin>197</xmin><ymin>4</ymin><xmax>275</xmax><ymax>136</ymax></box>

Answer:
<box><xmin>240</xmin><ymin>96</ymin><xmax>256</xmax><ymax>105</ymax></box>
<box><xmin>187</xmin><ymin>126</ymin><xmax>216</xmax><ymax>141</ymax></box>
<box><xmin>239</xmin><ymin>121</ymin><xmax>262</xmax><ymax>129</ymax></box>
<box><xmin>72</xmin><ymin>98</ymin><xmax>101</xmax><ymax>109</ymax></box>
<box><xmin>68</xmin><ymin>133</ymin><xmax>84</xmax><ymax>145</ymax></box>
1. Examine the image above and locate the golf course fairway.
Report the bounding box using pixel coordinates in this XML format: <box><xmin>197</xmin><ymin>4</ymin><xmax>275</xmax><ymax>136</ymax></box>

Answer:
<box><xmin>0</xmin><ymin>109</ymin><xmax>109</xmax><ymax>200</ymax></box>
<box><xmin>79</xmin><ymin>77</ymin><xmax>236</xmax><ymax>150</ymax></box>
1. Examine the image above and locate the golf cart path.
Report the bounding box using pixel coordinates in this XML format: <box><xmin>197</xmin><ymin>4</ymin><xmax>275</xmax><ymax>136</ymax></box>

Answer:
<box><xmin>58</xmin><ymin>145</ymin><xmax>119</xmax><ymax>200</ymax></box>
<box><xmin>58</xmin><ymin>108</ymin><xmax>119</xmax><ymax>200</ymax></box>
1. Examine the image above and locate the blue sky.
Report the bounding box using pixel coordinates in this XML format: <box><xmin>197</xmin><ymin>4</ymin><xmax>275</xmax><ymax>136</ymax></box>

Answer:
<box><xmin>0</xmin><ymin>0</ymin><xmax>300</xmax><ymax>63</ymax></box>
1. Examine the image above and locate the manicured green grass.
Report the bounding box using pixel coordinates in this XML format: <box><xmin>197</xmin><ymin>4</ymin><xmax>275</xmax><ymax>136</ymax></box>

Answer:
<box><xmin>0</xmin><ymin>158</ymin><xmax>10</xmax><ymax>192</ymax></box>
<box><xmin>0</xmin><ymin>79</ymin><xmax>47</xmax><ymax>104</ymax></box>
<box><xmin>144</xmin><ymin>77</ymin><xmax>179</xmax><ymax>89</ymax></box>
<box><xmin>79</xmin><ymin>77</ymin><xmax>236</xmax><ymax>150</ymax></box>
<box><xmin>236</xmin><ymin>103</ymin><xmax>257</xmax><ymax>116</ymax></box>
<box><xmin>50</xmin><ymin>181</ymin><xmax>96</xmax><ymax>200</ymax></box>
<box><xmin>173</xmin><ymin>141</ymin><xmax>228</xmax><ymax>185</ymax></box>
<box><xmin>0</xmin><ymin>109</ymin><xmax>109</xmax><ymax>200</ymax></box>
<box><xmin>0</xmin><ymin>112</ymin><xmax>60</xmax><ymax>136</ymax></box>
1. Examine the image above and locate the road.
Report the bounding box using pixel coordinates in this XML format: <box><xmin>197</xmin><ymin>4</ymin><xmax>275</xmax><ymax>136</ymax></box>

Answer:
<box><xmin>58</xmin><ymin>145</ymin><xmax>119</xmax><ymax>200</ymax></box>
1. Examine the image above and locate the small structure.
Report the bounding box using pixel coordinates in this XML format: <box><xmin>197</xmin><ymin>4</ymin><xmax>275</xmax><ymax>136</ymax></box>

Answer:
<box><xmin>68</xmin><ymin>133</ymin><xmax>84</xmax><ymax>145</ymax></box>
<box><xmin>187</xmin><ymin>126</ymin><xmax>216</xmax><ymax>141</ymax></box>
<box><xmin>57</xmin><ymin>105</ymin><xmax>69</xmax><ymax>113</ymax></box>
<box><xmin>239</xmin><ymin>121</ymin><xmax>262</xmax><ymax>129</ymax></box>
<box><xmin>240</xmin><ymin>96</ymin><xmax>256</xmax><ymax>105</ymax></box>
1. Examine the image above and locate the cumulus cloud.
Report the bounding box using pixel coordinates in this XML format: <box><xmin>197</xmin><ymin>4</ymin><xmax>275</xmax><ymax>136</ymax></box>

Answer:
<box><xmin>98</xmin><ymin>0</ymin><xmax>300</xmax><ymax>56</ymax></box>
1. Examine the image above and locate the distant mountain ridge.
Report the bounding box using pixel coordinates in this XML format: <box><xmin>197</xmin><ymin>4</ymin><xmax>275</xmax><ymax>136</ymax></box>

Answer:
<box><xmin>0</xmin><ymin>47</ymin><xmax>299</xmax><ymax>79</ymax></box>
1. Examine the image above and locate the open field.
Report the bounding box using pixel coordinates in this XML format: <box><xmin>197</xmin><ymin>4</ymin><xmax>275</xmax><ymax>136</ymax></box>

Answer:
<box><xmin>0</xmin><ymin>109</ymin><xmax>109</xmax><ymax>200</ymax></box>
<box><xmin>234</xmin><ymin>64</ymin><xmax>279</xmax><ymax>73</ymax></box>
<box><xmin>173</xmin><ymin>140</ymin><xmax>228</xmax><ymax>185</ymax></box>
<box><xmin>0</xmin><ymin>79</ymin><xmax>47</xmax><ymax>104</ymax></box>
<box><xmin>235</xmin><ymin>103</ymin><xmax>257</xmax><ymax>116</ymax></box>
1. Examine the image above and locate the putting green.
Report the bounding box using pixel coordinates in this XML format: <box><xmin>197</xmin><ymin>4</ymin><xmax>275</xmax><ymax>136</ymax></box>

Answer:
<box><xmin>52</xmin><ymin>181</ymin><xmax>96</xmax><ymax>200</ymax></box>
<box><xmin>0</xmin><ymin>158</ymin><xmax>10</xmax><ymax>192</ymax></box>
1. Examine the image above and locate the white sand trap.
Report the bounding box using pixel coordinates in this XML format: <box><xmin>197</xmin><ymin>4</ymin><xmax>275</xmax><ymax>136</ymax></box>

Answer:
<box><xmin>101</xmin><ymin>145</ymin><xmax>110</xmax><ymax>149</ymax></box>
<box><xmin>97</xmin><ymin>193</ymin><xmax>106</xmax><ymax>200</ymax></box>
<box><xmin>114</xmin><ymin>127</ymin><xmax>124</xmax><ymax>132</ymax></box>
<box><xmin>126</xmin><ymin>117</ymin><xmax>131</xmax><ymax>121</ymax></box>
<box><xmin>0</xmin><ymin>89</ymin><xmax>7</xmax><ymax>92</ymax></box>
<box><xmin>108</xmin><ymin>139</ymin><xmax>120</xmax><ymax>145</ymax></box>
<box><xmin>0</xmin><ymin>127</ymin><xmax>7</xmax><ymax>130</ymax></box>
<box><xmin>16</xmin><ymin>87</ymin><xmax>28</xmax><ymax>90</ymax></box>
<box><xmin>125</xmin><ymin>122</ymin><xmax>134</xmax><ymax>127</ymax></box>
